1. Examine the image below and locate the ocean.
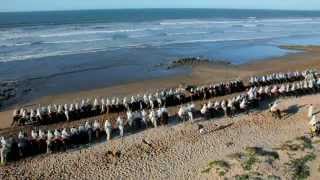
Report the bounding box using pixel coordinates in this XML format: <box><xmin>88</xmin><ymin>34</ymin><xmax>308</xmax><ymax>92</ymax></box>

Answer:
<box><xmin>1</xmin><ymin>9</ymin><xmax>320</xmax><ymax>104</ymax></box>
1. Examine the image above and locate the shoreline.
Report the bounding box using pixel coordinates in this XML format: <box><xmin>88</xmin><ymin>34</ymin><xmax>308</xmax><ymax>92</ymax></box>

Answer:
<box><xmin>0</xmin><ymin>45</ymin><xmax>312</xmax><ymax>107</ymax></box>
<box><xmin>0</xmin><ymin>44</ymin><xmax>298</xmax><ymax>110</ymax></box>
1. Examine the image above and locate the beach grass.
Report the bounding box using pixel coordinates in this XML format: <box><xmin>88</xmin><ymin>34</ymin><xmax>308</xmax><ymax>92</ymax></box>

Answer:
<box><xmin>286</xmin><ymin>153</ymin><xmax>316</xmax><ymax>180</ymax></box>
<box><xmin>202</xmin><ymin>160</ymin><xmax>230</xmax><ymax>176</ymax></box>
<box><xmin>295</xmin><ymin>136</ymin><xmax>313</xmax><ymax>150</ymax></box>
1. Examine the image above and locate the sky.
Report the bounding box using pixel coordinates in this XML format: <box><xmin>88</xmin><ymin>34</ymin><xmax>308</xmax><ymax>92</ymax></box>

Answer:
<box><xmin>1</xmin><ymin>0</ymin><xmax>320</xmax><ymax>12</ymax></box>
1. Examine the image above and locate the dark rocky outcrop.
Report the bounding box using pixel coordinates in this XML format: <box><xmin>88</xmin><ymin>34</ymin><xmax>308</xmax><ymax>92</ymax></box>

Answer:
<box><xmin>0</xmin><ymin>81</ymin><xmax>17</xmax><ymax>101</ymax></box>
<box><xmin>156</xmin><ymin>56</ymin><xmax>231</xmax><ymax>69</ymax></box>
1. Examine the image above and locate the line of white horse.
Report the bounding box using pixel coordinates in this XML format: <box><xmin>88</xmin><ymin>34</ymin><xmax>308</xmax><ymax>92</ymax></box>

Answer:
<box><xmin>248</xmin><ymin>70</ymin><xmax>316</xmax><ymax>86</ymax></box>
<box><xmin>11</xmin><ymin>69</ymin><xmax>317</xmax><ymax>127</ymax></box>
<box><xmin>1</xmin><ymin>73</ymin><xmax>320</xmax><ymax>164</ymax></box>
<box><xmin>12</xmin><ymin>80</ymin><xmax>245</xmax><ymax>126</ymax></box>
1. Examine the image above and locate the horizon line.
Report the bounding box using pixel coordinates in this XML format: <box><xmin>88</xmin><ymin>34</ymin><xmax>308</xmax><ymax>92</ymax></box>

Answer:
<box><xmin>1</xmin><ymin>7</ymin><xmax>320</xmax><ymax>13</ymax></box>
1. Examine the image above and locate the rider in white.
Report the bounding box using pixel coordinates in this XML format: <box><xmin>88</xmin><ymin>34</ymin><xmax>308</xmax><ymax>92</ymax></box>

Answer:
<box><xmin>104</xmin><ymin>119</ymin><xmax>112</xmax><ymax>140</ymax></box>
<box><xmin>117</xmin><ymin>116</ymin><xmax>124</xmax><ymax>137</ymax></box>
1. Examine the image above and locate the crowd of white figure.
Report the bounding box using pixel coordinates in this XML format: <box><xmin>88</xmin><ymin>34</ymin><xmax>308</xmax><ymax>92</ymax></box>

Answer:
<box><xmin>12</xmin><ymin>80</ymin><xmax>245</xmax><ymax>126</ymax></box>
<box><xmin>248</xmin><ymin>70</ymin><xmax>314</xmax><ymax>86</ymax></box>
<box><xmin>1</xmin><ymin>69</ymin><xmax>320</xmax><ymax>164</ymax></box>
<box><xmin>1</xmin><ymin>107</ymin><xmax>171</xmax><ymax>164</ymax></box>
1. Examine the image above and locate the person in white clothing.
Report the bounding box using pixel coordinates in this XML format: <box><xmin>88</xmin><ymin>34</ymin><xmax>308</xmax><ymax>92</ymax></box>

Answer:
<box><xmin>149</xmin><ymin>110</ymin><xmax>158</xmax><ymax>128</ymax></box>
<box><xmin>178</xmin><ymin>106</ymin><xmax>187</xmax><ymax>121</ymax></box>
<box><xmin>104</xmin><ymin>119</ymin><xmax>112</xmax><ymax>140</ymax></box>
<box><xmin>0</xmin><ymin>137</ymin><xmax>8</xmax><ymax>165</ymax></box>
<box><xmin>116</xmin><ymin>116</ymin><xmax>124</xmax><ymax>137</ymax></box>
<box><xmin>93</xmin><ymin>120</ymin><xmax>101</xmax><ymax>139</ymax></box>
<box><xmin>141</xmin><ymin>109</ymin><xmax>148</xmax><ymax>127</ymax></box>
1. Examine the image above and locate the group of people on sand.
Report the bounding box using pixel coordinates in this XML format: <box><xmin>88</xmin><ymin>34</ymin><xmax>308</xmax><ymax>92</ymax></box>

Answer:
<box><xmin>11</xmin><ymin>80</ymin><xmax>245</xmax><ymax>126</ymax></box>
<box><xmin>248</xmin><ymin>70</ymin><xmax>316</xmax><ymax>87</ymax></box>
<box><xmin>1</xmin><ymin>120</ymin><xmax>103</xmax><ymax>164</ymax></box>
<box><xmin>1</xmin><ymin>107</ymin><xmax>171</xmax><ymax>164</ymax></box>
<box><xmin>11</xmin><ymin>88</ymin><xmax>184</xmax><ymax>126</ymax></box>
<box><xmin>2</xmin><ymin>69</ymin><xmax>320</xmax><ymax>164</ymax></box>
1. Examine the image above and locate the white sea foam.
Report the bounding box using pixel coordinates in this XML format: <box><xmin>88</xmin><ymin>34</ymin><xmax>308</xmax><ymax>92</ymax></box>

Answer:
<box><xmin>159</xmin><ymin>35</ymin><xmax>296</xmax><ymax>46</ymax></box>
<box><xmin>166</xmin><ymin>32</ymin><xmax>208</xmax><ymax>36</ymax></box>
<box><xmin>0</xmin><ymin>49</ymin><xmax>105</xmax><ymax>62</ymax></box>
<box><xmin>0</xmin><ymin>43</ymin><xmax>147</xmax><ymax>62</ymax></box>
<box><xmin>158</xmin><ymin>17</ymin><xmax>319</xmax><ymax>27</ymax></box>
<box><xmin>159</xmin><ymin>19</ymin><xmax>241</xmax><ymax>26</ymax></box>
<box><xmin>39</xmin><ymin>27</ymin><xmax>163</xmax><ymax>38</ymax></box>
<box><xmin>44</xmin><ymin>38</ymin><xmax>112</xmax><ymax>44</ymax></box>
<box><xmin>2</xmin><ymin>16</ymin><xmax>320</xmax><ymax>63</ymax></box>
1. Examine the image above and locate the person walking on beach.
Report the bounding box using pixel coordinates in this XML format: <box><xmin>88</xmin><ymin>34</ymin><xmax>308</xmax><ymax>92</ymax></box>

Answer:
<box><xmin>104</xmin><ymin>119</ymin><xmax>112</xmax><ymax>141</ymax></box>
<box><xmin>0</xmin><ymin>137</ymin><xmax>8</xmax><ymax>165</ymax></box>
<box><xmin>117</xmin><ymin>115</ymin><xmax>124</xmax><ymax>138</ymax></box>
